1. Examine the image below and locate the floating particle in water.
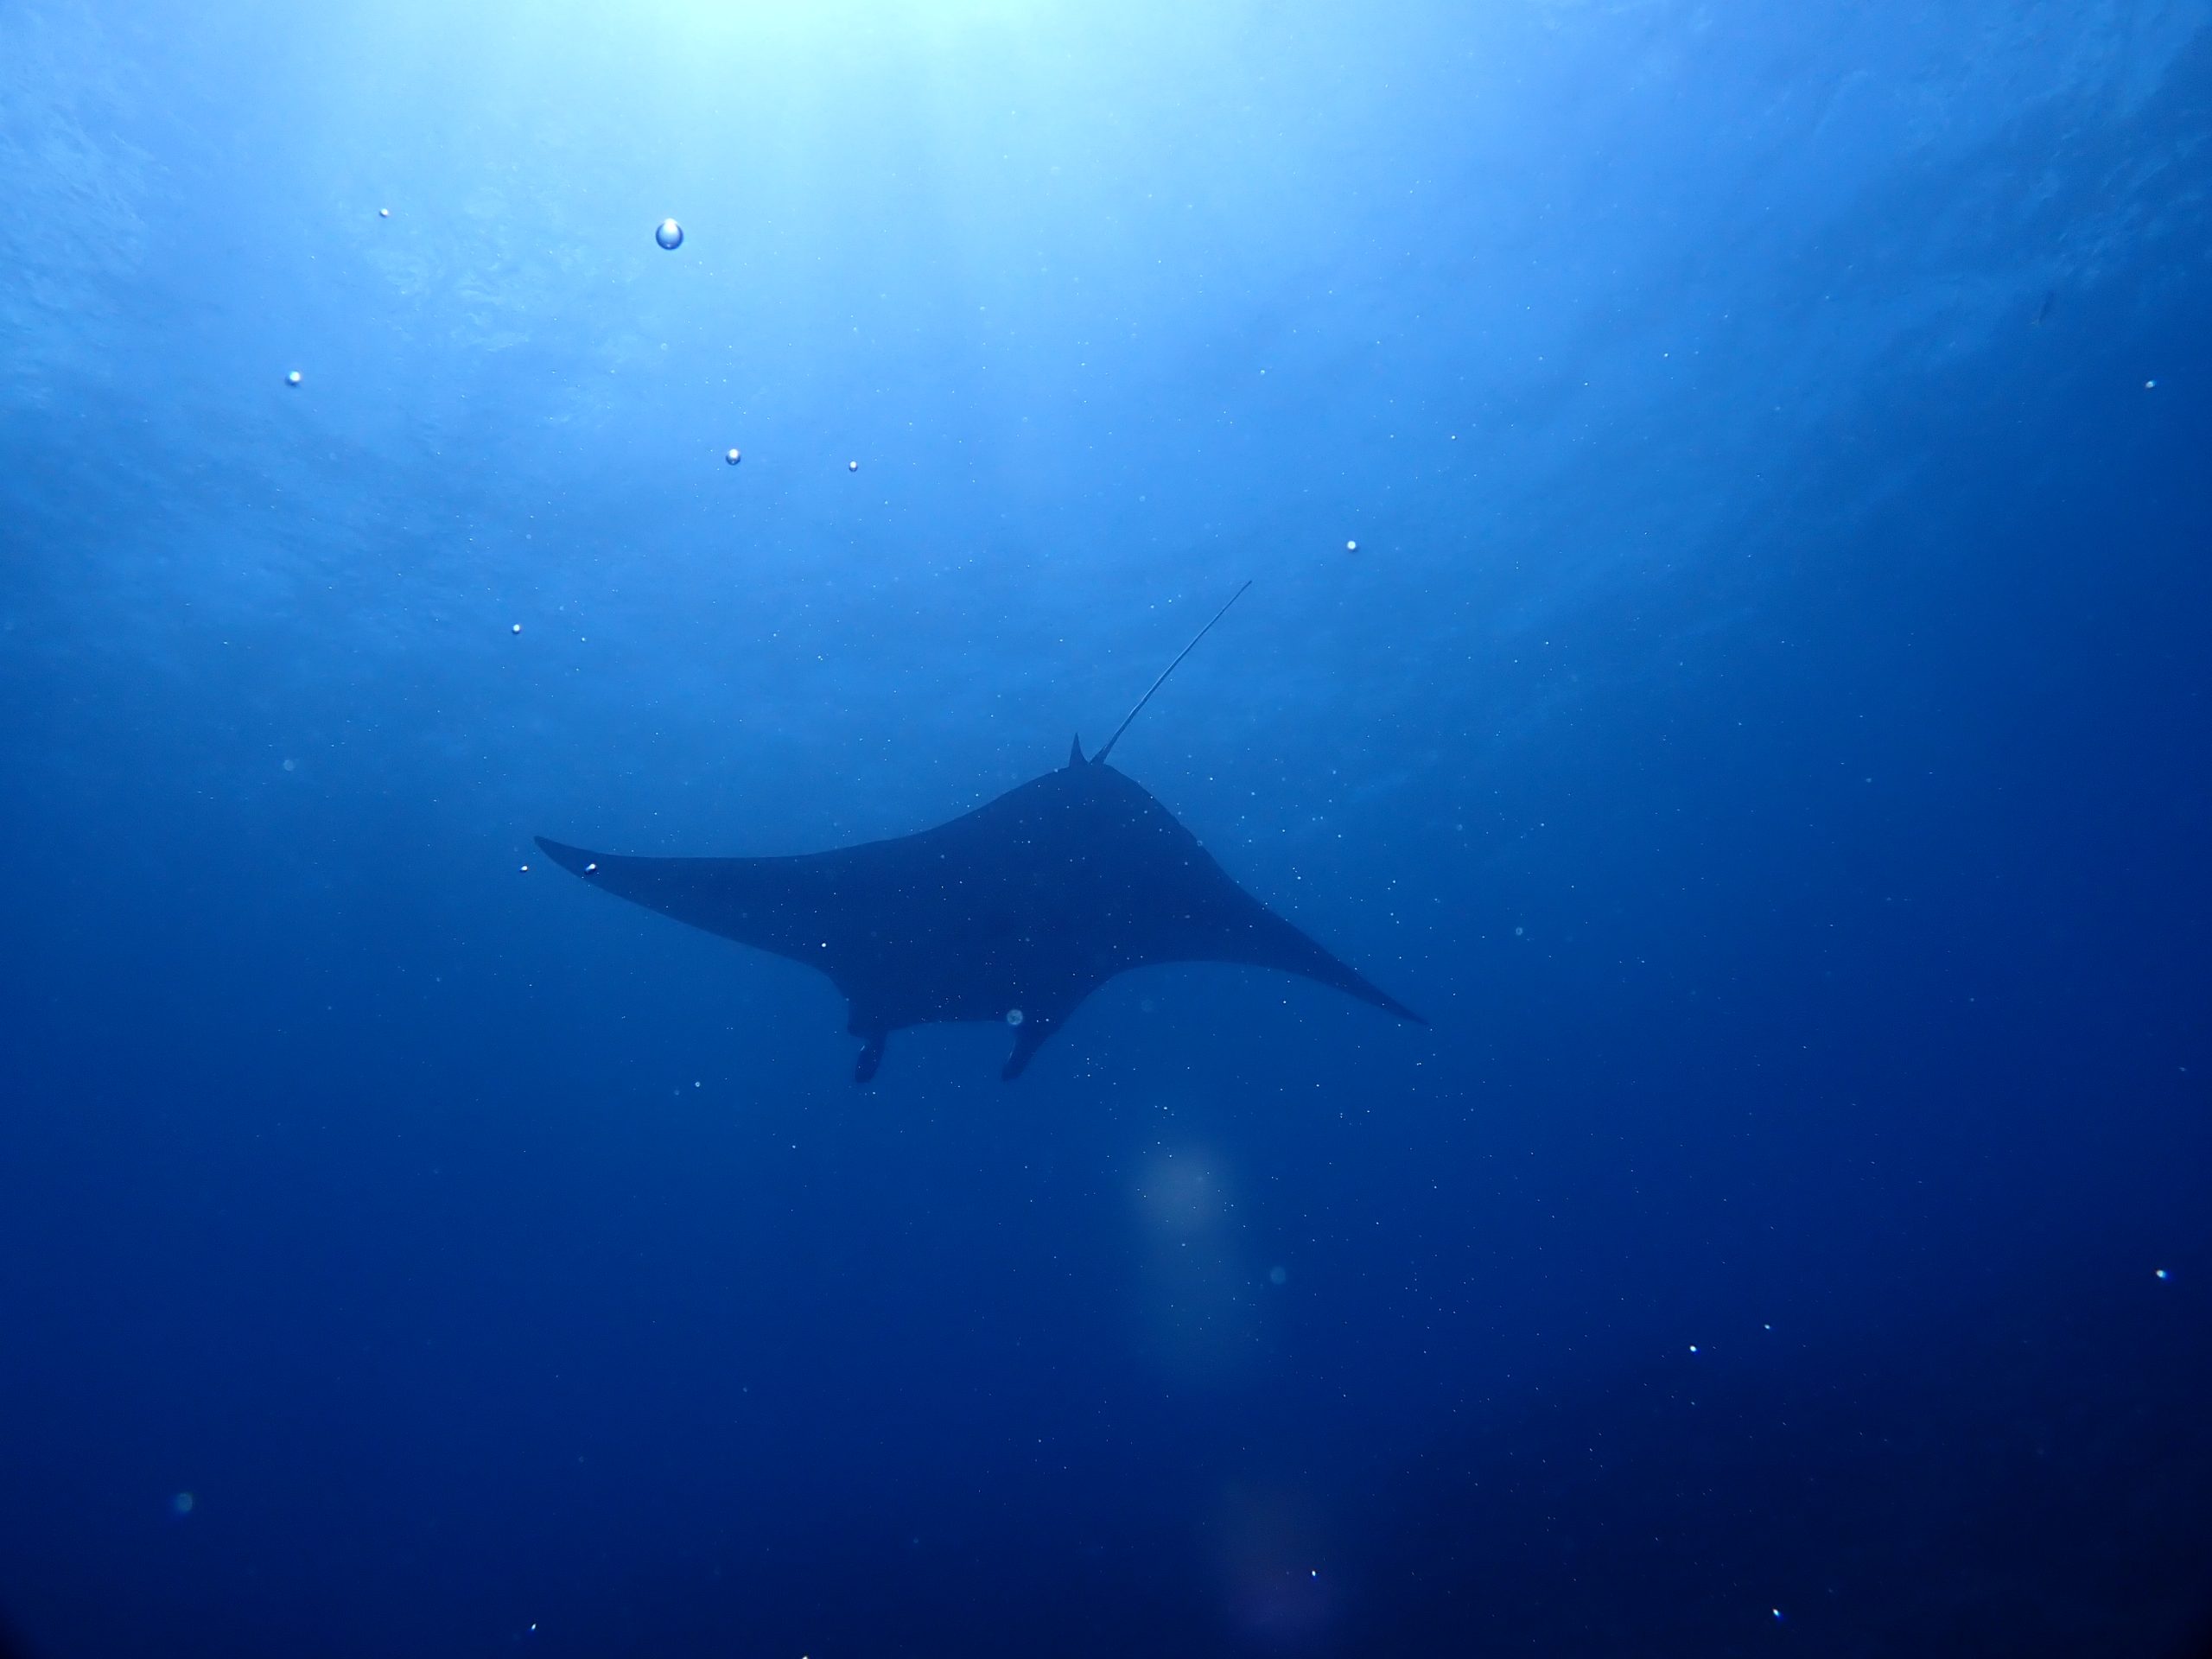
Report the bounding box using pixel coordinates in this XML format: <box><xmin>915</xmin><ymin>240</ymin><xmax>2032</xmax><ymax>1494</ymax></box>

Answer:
<box><xmin>1006</xmin><ymin>1008</ymin><xmax>1025</xmax><ymax>1027</ymax></box>
<box><xmin>2157</xmin><ymin>1268</ymin><xmax>2171</xmax><ymax>1280</ymax></box>
<box><xmin>172</xmin><ymin>1493</ymin><xmax>194</xmax><ymax>1516</ymax></box>
<box><xmin>511</xmin><ymin>623</ymin><xmax>522</xmax><ymax>634</ymax></box>
<box><xmin>378</xmin><ymin>207</ymin><xmax>391</xmax><ymax>219</ymax></box>
<box><xmin>655</xmin><ymin>218</ymin><xmax>684</xmax><ymax>250</ymax></box>
<box><xmin>1773</xmin><ymin>1610</ymin><xmax>1784</xmax><ymax>1622</ymax></box>
<box><xmin>285</xmin><ymin>370</ymin><xmax>302</xmax><ymax>386</ymax></box>
<box><xmin>1688</xmin><ymin>1344</ymin><xmax>1699</xmax><ymax>1353</ymax></box>
<box><xmin>586</xmin><ymin>862</ymin><xmax>598</xmax><ymax>873</ymax></box>
<box><xmin>1269</xmin><ymin>1265</ymin><xmax>1287</xmax><ymax>1286</ymax></box>
<box><xmin>2145</xmin><ymin>378</ymin><xmax>2158</xmax><ymax>390</ymax></box>
<box><xmin>1345</xmin><ymin>539</ymin><xmax>1358</xmax><ymax>552</ymax></box>
<box><xmin>520</xmin><ymin>865</ymin><xmax>530</xmax><ymax>873</ymax></box>
<box><xmin>848</xmin><ymin>460</ymin><xmax>859</xmax><ymax>472</ymax></box>
<box><xmin>725</xmin><ymin>448</ymin><xmax>741</xmax><ymax>465</ymax></box>
<box><xmin>282</xmin><ymin>758</ymin><xmax>296</xmax><ymax>772</ymax></box>
<box><xmin>1514</xmin><ymin>925</ymin><xmax>1524</xmax><ymax>936</ymax></box>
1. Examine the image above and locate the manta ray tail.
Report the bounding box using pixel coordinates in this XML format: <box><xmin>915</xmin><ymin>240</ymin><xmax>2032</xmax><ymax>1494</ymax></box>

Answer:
<box><xmin>1091</xmin><ymin>580</ymin><xmax>1252</xmax><ymax>765</ymax></box>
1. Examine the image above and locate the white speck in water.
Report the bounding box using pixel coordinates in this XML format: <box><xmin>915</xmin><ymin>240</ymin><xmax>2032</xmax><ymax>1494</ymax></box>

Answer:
<box><xmin>2145</xmin><ymin>378</ymin><xmax>2157</xmax><ymax>389</ymax></box>
<box><xmin>1007</xmin><ymin>1008</ymin><xmax>1025</xmax><ymax>1027</ymax></box>
<box><xmin>1688</xmin><ymin>1344</ymin><xmax>1699</xmax><ymax>1353</ymax></box>
<box><xmin>378</xmin><ymin>207</ymin><xmax>390</xmax><ymax>218</ymax></box>
<box><xmin>848</xmin><ymin>460</ymin><xmax>859</xmax><ymax>472</ymax></box>
<box><xmin>585</xmin><ymin>862</ymin><xmax>597</xmax><ymax>873</ymax></box>
<box><xmin>655</xmin><ymin>218</ymin><xmax>684</xmax><ymax>250</ymax></box>
<box><xmin>511</xmin><ymin>623</ymin><xmax>522</xmax><ymax>634</ymax></box>
<box><xmin>726</xmin><ymin>448</ymin><xmax>741</xmax><ymax>465</ymax></box>
<box><xmin>520</xmin><ymin>865</ymin><xmax>530</xmax><ymax>873</ymax></box>
<box><xmin>285</xmin><ymin>370</ymin><xmax>302</xmax><ymax>386</ymax></box>
<box><xmin>1345</xmin><ymin>539</ymin><xmax>1358</xmax><ymax>551</ymax></box>
<box><xmin>2157</xmin><ymin>1268</ymin><xmax>2171</xmax><ymax>1280</ymax></box>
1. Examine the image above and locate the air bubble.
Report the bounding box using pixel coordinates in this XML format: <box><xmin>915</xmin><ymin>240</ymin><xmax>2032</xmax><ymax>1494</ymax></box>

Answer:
<box><xmin>655</xmin><ymin>219</ymin><xmax>684</xmax><ymax>250</ymax></box>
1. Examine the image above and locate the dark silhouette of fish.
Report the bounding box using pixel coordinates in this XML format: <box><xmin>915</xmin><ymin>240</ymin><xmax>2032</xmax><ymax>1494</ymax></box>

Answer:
<box><xmin>536</xmin><ymin>585</ymin><xmax>1424</xmax><ymax>1082</ymax></box>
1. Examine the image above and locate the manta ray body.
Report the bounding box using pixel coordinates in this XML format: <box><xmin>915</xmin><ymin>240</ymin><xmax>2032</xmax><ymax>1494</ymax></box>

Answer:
<box><xmin>537</xmin><ymin>588</ymin><xmax>1423</xmax><ymax>1082</ymax></box>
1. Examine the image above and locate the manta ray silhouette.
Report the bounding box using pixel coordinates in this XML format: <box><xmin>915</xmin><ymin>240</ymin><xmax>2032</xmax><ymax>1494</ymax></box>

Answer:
<box><xmin>536</xmin><ymin>585</ymin><xmax>1424</xmax><ymax>1083</ymax></box>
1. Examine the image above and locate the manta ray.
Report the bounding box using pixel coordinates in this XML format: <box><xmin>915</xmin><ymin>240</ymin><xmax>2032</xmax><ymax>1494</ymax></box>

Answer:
<box><xmin>537</xmin><ymin>585</ymin><xmax>1424</xmax><ymax>1082</ymax></box>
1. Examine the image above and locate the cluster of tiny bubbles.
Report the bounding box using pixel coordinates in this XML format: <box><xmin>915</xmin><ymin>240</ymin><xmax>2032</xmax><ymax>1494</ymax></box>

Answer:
<box><xmin>285</xmin><ymin>370</ymin><xmax>302</xmax><ymax>386</ymax></box>
<box><xmin>1006</xmin><ymin>1008</ymin><xmax>1025</xmax><ymax>1027</ymax></box>
<box><xmin>725</xmin><ymin>448</ymin><xmax>741</xmax><ymax>466</ymax></box>
<box><xmin>655</xmin><ymin>218</ymin><xmax>684</xmax><ymax>250</ymax></box>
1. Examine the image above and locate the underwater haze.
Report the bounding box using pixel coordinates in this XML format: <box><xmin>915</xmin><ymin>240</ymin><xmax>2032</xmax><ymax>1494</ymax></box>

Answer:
<box><xmin>3</xmin><ymin>1</ymin><xmax>2210</xmax><ymax>1653</ymax></box>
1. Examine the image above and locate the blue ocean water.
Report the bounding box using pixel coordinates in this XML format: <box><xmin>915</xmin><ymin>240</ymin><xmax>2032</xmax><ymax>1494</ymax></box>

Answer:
<box><xmin>3</xmin><ymin>2</ymin><xmax>2209</xmax><ymax>1653</ymax></box>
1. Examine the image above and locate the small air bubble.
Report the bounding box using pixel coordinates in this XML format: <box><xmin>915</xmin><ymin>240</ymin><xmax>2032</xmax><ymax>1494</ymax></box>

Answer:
<box><xmin>1007</xmin><ymin>1008</ymin><xmax>1026</xmax><ymax>1027</ymax></box>
<box><xmin>655</xmin><ymin>219</ymin><xmax>683</xmax><ymax>250</ymax></box>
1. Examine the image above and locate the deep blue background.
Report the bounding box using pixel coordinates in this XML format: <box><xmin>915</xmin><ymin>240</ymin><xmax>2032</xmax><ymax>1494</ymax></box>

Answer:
<box><xmin>3</xmin><ymin>2</ymin><xmax>2209</xmax><ymax>1654</ymax></box>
